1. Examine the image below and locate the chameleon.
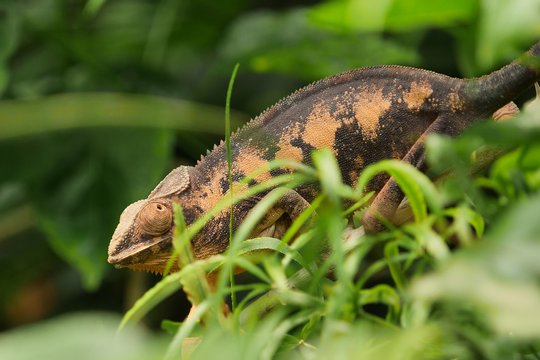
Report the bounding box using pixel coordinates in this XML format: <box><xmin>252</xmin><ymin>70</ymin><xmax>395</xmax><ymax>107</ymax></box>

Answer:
<box><xmin>108</xmin><ymin>40</ymin><xmax>540</xmax><ymax>274</ymax></box>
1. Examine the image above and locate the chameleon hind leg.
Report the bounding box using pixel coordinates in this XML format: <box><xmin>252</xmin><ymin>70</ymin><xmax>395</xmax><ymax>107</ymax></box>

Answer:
<box><xmin>362</xmin><ymin>115</ymin><xmax>457</xmax><ymax>234</ymax></box>
<box><xmin>362</xmin><ymin>101</ymin><xmax>520</xmax><ymax>234</ymax></box>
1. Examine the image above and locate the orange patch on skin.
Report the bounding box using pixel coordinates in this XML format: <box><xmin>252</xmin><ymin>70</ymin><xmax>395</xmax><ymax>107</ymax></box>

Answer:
<box><xmin>275</xmin><ymin>123</ymin><xmax>304</xmax><ymax>162</ymax></box>
<box><xmin>354</xmin><ymin>87</ymin><xmax>392</xmax><ymax>141</ymax></box>
<box><xmin>275</xmin><ymin>145</ymin><xmax>303</xmax><ymax>162</ymax></box>
<box><xmin>302</xmin><ymin>101</ymin><xmax>340</xmax><ymax>151</ymax></box>
<box><xmin>403</xmin><ymin>81</ymin><xmax>433</xmax><ymax>111</ymax></box>
<box><xmin>448</xmin><ymin>92</ymin><xmax>465</xmax><ymax>112</ymax></box>
<box><xmin>199</xmin><ymin>165</ymin><xmax>228</xmax><ymax>211</ymax></box>
<box><xmin>234</xmin><ymin>146</ymin><xmax>271</xmax><ymax>183</ymax></box>
<box><xmin>199</xmin><ymin>147</ymin><xmax>269</xmax><ymax>209</ymax></box>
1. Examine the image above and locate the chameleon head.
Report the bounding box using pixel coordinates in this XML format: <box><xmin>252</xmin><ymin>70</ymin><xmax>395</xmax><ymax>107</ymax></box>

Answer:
<box><xmin>107</xmin><ymin>166</ymin><xmax>192</xmax><ymax>273</ymax></box>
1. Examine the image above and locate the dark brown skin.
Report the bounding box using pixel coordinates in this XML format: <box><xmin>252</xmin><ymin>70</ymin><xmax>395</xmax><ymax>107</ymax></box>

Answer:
<box><xmin>108</xmin><ymin>40</ymin><xmax>540</xmax><ymax>274</ymax></box>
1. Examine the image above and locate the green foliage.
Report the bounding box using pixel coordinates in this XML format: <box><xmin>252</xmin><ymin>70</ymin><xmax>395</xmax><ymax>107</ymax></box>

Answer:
<box><xmin>1</xmin><ymin>0</ymin><xmax>540</xmax><ymax>359</ymax></box>
<box><xmin>309</xmin><ymin>0</ymin><xmax>477</xmax><ymax>32</ymax></box>
<box><xmin>0</xmin><ymin>313</ymin><xmax>166</xmax><ymax>360</ymax></box>
<box><xmin>220</xmin><ymin>9</ymin><xmax>420</xmax><ymax>79</ymax></box>
<box><xmin>476</xmin><ymin>0</ymin><xmax>540</xmax><ymax>71</ymax></box>
<box><xmin>0</xmin><ymin>93</ymin><xmax>247</xmax><ymax>140</ymax></box>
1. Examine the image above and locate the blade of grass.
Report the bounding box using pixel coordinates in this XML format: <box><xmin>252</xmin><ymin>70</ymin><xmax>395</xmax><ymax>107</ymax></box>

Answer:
<box><xmin>312</xmin><ymin>149</ymin><xmax>359</xmax><ymax>320</ymax></box>
<box><xmin>356</xmin><ymin>253</ymin><xmax>418</xmax><ymax>291</ymax></box>
<box><xmin>119</xmin><ymin>255</ymin><xmax>224</xmax><ymax>329</ymax></box>
<box><xmin>358</xmin><ymin>284</ymin><xmax>401</xmax><ymax>316</ymax></box>
<box><xmin>279</xmin><ymin>195</ymin><xmax>323</xmax><ymax>268</ymax></box>
<box><xmin>261</xmin><ymin>310</ymin><xmax>319</xmax><ymax>360</ymax></box>
<box><xmin>164</xmin><ymin>204</ymin><xmax>194</xmax><ymax>275</ymax></box>
<box><xmin>225</xmin><ymin>63</ymin><xmax>240</xmax><ymax>311</ymax></box>
<box><xmin>384</xmin><ymin>241</ymin><xmax>408</xmax><ymax>292</ymax></box>
<box><xmin>238</xmin><ymin>237</ymin><xmax>310</xmax><ymax>270</ymax></box>
<box><xmin>119</xmin><ymin>272</ymin><xmax>183</xmax><ymax>331</ymax></box>
<box><xmin>215</xmin><ymin>187</ymin><xmax>291</xmax><ymax>303</ymax></box>
<box><xmin>165</xmin><ymin>300</ymin><xmax>211</xmax><ymax>360</ymax></box>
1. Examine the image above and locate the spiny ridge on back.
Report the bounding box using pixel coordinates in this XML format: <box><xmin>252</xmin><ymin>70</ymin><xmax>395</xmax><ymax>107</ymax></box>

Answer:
<box><xmin>194</xmin><ymin>65</ymin><xmax>456</xmax><ymax>168</ymax></box>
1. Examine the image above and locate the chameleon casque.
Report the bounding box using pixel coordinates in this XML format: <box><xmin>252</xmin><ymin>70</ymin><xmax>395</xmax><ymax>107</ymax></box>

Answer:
<box><xmin>108</xmin><ymin>41</ymin><xmax>540</xmax><ymax>274</ymax></box>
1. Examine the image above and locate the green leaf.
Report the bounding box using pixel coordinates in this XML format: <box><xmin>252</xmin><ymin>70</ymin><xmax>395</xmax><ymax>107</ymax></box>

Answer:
<box><xmin>276</xmin><ymin>288</ymin><xmax>321</xmax><ymax>307</ymax></box>
<box><xmin>358</xmin><ymin>284</ymin><xmax>401</xmax><ymax>313</ymax></box>
<box><xmin>316</xmin><ymin>321</ymin><xmax>441</xmax><ymax>359</ymax></box>
<box><xmin>231</xmin><ymin>256</ymin><xmax>272</xmax><ymax>284</ymax></box>
<box><xmin>312</xmin><ymin>148</ymin><xmax>343</xmax><ymax>206</ymax></box>
<box><xmin>309</xmin><ymin>0</ymin><xmax>477</xmax><ymax>32</ymax></box>
<box><xmin>0</xmin><ymin>93</ymin><xmax>247</xmax><ymax>140</ymax></box>
<box><xmin>444</xmin><ymin>206</ymin><xmax>485</xmax><ymax>243</ymax></box>
<box><xmin>386</xmin><ymin>0</ymin><xmax>478</xmax><ymax>30</ymax></box>
<box><xmin>405</xmin><ymin>221</ymin><xmax>449</xmax><ymax>260</ymax></box>
<box><xmin>0</xmin><ymin>312</ymin><xmax>165</xmax><ymax>360</ymax></box>
<box><xmin>183</xmin><ymin>312</ymin><xmax>291</xmax><ymax>360</ymax></box>
<box><xmin>475</xmin><ymin>0</ymin><xmax>540</xmax><ymax>71</ymax></box>
<box><xmin>384</xmin><ymin>241</ymin><xmax>408</xmax><ymax>292</ymax></box>
<box><xmin>165</xmin><ymin>301</ymin><xmax>211</xmax><ymax>360</ymax></box>
<box><xmin>161</xmin><ymin>319</ymin><xmax>182</xmax><ymax>335</ymax></box>
<box><xmin>264</xmin><ymin>258</ymin><xmax>289</xmax><ymax>290</ymax></box>
<box><xmin>309</xmin><ymin>0</ymin><xmax>392</xmax><ymax>32</ymax></box>
<box><xmin>120</xmin><ymin>272</ymin><xmax>183</xmax><ymax>330</ymax></box>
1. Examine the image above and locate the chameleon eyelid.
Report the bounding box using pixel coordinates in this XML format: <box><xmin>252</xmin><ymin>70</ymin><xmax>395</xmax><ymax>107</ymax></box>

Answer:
<box><xmin>139</xmin><ymin>201</ymin><xmax>173</xmax><ymax>236</ymax></box>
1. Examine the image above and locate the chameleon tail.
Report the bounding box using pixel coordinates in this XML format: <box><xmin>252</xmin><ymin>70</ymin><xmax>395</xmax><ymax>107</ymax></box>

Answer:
<box><xmin>466</xmin><ymin>40</ymin><xmax>540</xmax><ymax>112</ymax></box>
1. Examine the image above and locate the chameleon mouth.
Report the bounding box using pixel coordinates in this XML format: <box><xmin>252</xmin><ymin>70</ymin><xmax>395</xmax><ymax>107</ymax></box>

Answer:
<box><xmin>110</xmin><ymin>251</ymin><xmax>178</xmax><ymax>274</ymax></box>
<box><xmin>124</xmin><ymin>259</ymin><xmax>179</xmax><ymax>275</ymax></box>
<box><xmin>108</xmin><ymin>233</ymin><xmax>173</xmax><ymax>268</ymax></box>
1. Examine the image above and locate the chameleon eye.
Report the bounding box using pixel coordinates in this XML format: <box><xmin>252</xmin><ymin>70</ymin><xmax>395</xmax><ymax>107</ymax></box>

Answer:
<box><xmin>139</xmin><ymin>201</ymin><xmax>172</xmax><ymax>236</ymax></box>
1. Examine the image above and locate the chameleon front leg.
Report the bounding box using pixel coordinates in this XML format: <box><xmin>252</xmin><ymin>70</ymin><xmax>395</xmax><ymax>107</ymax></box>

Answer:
<box><xmin>250</xmin><ymin>188</ymin><xmax>313</xmax><ymax>239</ymax></box>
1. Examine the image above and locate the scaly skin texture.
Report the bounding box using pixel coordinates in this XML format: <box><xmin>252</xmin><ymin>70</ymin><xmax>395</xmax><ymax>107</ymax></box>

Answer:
<box><xmin>108</xmin><ymin>41</ymin><xmax>540</xmax><ymax>274</ymax></box>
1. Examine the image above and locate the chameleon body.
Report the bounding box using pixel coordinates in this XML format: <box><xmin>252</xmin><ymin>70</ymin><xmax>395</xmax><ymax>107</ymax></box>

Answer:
<box><xmin>108</xmin><ymin>41</ymin><xmax>540</xmax><ymax>274</ymax></box>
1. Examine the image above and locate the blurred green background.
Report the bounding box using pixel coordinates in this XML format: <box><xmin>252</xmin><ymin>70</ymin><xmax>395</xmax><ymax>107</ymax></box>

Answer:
<box><xmin>0</xmin><ymin>0</ymin><xmax>539</xmax><ymax>340</ymax></box>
